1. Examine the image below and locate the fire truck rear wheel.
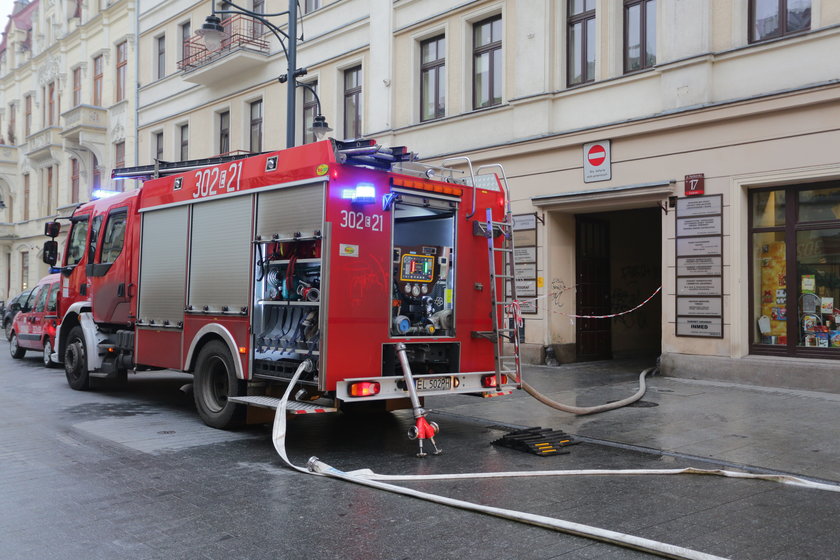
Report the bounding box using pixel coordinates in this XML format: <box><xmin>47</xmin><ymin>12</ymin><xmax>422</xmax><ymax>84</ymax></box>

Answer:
<box><xmin>193</xmin><ymin>340</ymin><xmax>246</xmax><ymax>429</ymax></box>
<box><xmin>65</xmin><ymin>326</ymin><xmax>91</xmax><ymax>391</ymax></box>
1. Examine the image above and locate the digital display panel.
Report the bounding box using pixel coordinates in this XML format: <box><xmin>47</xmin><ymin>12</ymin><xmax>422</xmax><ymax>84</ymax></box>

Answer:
<box><xmin>400</xmin><ymin>254</ymin><xmax>435</xmax><ymax>282</ymax></box>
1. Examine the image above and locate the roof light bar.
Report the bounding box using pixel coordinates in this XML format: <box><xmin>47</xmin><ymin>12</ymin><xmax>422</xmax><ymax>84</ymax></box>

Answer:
<box><xmin>391</xmin><ymin>177</ymin><xmax>463</xmax><ymax>197</ymax></box>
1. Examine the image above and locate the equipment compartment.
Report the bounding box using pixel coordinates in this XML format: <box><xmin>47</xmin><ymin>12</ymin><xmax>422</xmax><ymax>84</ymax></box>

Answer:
<box><xmin>252</xmin><ymin>238</ymin><xmax>322</xmax><ymax>384</ymax></box>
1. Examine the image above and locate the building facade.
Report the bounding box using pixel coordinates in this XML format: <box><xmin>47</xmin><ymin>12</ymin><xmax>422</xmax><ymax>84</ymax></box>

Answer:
<box><xmin>139</xmin><ymin>0</ymin><xmax>840</xmax><ymax>391</ymax></box>
<box><xmin>0</xmin><ymin>0</ymin><xmax>136</xmax><ymax>301</ymax></box>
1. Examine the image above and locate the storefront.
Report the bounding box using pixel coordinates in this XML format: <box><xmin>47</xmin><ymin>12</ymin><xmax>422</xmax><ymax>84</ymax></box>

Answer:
<box><xmin>751</xmin><ymin>184</ymin><xmax>840</xmax><ymax>358</ymax></box>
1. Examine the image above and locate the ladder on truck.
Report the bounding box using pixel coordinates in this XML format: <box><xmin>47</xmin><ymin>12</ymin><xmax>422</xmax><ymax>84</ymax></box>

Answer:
<box><xmin>470</xmin><ymin>165</ymin><xmax>522</xmax><ymax>390</ymax></box>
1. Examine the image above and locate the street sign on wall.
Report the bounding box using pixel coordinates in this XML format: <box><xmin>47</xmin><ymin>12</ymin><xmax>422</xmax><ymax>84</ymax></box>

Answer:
<box><xmin>583</xmin><ymin>141</ymin><xmax>611</xmax><ymax>183</ymax></box>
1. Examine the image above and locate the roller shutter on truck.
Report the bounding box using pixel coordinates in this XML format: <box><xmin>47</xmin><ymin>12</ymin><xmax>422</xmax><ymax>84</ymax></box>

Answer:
<box><xmin>137</xmin><ymin>206</ymin><xmax>189</xmax><ymax>326</ymax></box>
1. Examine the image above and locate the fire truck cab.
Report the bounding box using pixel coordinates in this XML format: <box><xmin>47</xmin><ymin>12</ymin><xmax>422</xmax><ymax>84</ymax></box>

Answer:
<box><xmin>44</xmin><ymin>139</ymin><xmax>520</xmax><ymax>430</ymax></box>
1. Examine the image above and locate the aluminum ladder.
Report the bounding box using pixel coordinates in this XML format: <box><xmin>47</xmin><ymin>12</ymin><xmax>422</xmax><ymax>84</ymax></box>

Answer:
<box><xmin>482</xmin><ymin>206</ymin><xmax>523</xmax><ymax>388</ymax></box>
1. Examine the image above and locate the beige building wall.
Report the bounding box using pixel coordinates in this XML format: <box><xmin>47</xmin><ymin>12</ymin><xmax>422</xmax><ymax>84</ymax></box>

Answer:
<box><xmin>0</xmin><ymin>0</ymin><xmax>136</xmax><ymax>301</ymax></box>
<box><xmin>137</xmin><ymin>0</ymin><xmax>840</xmax><ymax>391</ymax></box>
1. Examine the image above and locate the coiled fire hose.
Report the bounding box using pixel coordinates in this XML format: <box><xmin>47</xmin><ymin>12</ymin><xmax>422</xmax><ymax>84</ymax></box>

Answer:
<box><xmin>273</xmin><ymin>362</ymin><xmax>840</xmax><ymax>560</ymax></box>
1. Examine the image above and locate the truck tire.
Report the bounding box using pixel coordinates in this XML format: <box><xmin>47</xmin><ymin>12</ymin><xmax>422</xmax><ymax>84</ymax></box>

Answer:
<box><xmin>9</xmin><ymin>332</ymin><xmax>25</xmax><ymax>359</ymax></box>
<box><xmin>65</xmin><ymin>327</ymin><xmax>91</xmax><ymax>391</ymax></box>
<box><xmin>193</xmin><ymin>340</ymin><xmax>246</xmax><ymax>429</ymax></box>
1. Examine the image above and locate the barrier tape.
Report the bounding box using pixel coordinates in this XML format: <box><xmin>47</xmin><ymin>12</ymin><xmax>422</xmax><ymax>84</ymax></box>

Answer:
<box><xmin>513</xmin><ymin>285</ymin><xmax>662</xmax><ymax>320</ymax></box>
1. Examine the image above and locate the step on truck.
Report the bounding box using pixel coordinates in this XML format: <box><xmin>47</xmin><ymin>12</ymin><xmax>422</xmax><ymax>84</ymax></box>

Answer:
<box><xmin>42</xmin><ymin>139</ymin><xmax>522</xmax><ymax>438</ymax></box>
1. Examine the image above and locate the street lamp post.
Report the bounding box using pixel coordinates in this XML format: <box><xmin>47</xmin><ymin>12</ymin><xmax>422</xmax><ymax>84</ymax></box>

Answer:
<box><xmin>197</xmin><ymin>0</ymin><xmax>300</xmax><ymax>148</ymax></box>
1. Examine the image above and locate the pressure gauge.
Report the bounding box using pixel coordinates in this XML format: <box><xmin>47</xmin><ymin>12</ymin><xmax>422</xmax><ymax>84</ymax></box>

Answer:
<box><xmin>421</xmin><ymin>285</ymin><xmax>429</xmax><ymax>294</ymax></box>
<box><xmin>412</xmin><ymin>284</ymin><xmax>421</xmax><ymax>297</ymax></box>
<box><xmin>404</xmin><ymin>284</ymin><xmax>412</xmax><ymax>294</ymax></box>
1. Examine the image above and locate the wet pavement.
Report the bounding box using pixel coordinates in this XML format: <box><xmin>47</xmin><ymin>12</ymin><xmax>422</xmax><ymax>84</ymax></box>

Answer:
<box><xmin>2</xmin><ymin>344</ymin><xmax>839</xmax><ymax>559</ymax></box>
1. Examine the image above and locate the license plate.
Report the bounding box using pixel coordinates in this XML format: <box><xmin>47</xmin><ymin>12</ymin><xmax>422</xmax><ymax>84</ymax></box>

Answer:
<box><xmin>416</xmin><ymin>376</ymin><xmax>452</xmax><ymax>392</ymax></box>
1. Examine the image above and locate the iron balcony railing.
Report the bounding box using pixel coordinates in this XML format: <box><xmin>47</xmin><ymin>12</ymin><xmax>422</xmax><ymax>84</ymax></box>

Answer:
<box><xmin>178</xmin><ymin>14</ymin><xmax>270</xmax><ymax>72</ymax></box>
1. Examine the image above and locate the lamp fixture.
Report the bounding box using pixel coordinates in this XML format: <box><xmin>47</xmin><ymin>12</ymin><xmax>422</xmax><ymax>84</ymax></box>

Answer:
<box><xmin>196</xmin><ymin>14</ymin><xmax>225</xmax><ymax>52</ymax></box>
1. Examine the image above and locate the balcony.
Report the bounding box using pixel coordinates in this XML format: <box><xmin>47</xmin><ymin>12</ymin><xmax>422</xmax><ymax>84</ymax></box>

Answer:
<box><xmin>179</xmin><ymin>14</ymin><xmax>270</xmax><ymax>86</ymax></box>
<box><xmin>25</xmin><ymin>127</ymin><xmax>62</xmax><ymax>163</ymax></box>
<box><xmin>61</xmin><ymin>104</ymin><xmax>107</xmax><ymax>145</ymax></box>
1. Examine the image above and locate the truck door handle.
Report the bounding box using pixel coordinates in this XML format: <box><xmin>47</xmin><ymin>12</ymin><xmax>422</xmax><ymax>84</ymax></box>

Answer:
<box><xmin>117</xmin><ymin>283</ymin><xmax>125</xmax><ymax>297</ymax></box>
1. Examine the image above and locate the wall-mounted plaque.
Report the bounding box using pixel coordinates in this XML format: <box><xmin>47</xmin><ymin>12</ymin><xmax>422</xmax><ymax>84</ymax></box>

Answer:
<box><xmin>676</xmin><ymin>256</ymin><xmax>722</xmax><ymax>277</ymax></box>
<box><xmin>676</xmin><ymin>216</ymin><xmax>722</xmax><ymax>237</ymax></box>
<box><xmin>676</xmin><ymin>317</ymin><xmax>723</xmax><ymax>338</ymax></box>
<box><xmin>676</xmin><ymin>195</ymin><xmax>722</xmax><ymax>217</ymax></box>
<box><xmin>515</xmin><ymin>263</ymin><xmax>536</xmax><ymax>279</ymax></box>
<box><xmin>514</xmin><ymin>247</ymin><xmax>536</xmax><ymax>264</ymax></box>
<box><xmin>676</xmin><ymin>236</ymin><xmax>722</xmax><ymax>256</ymax></box>
<box><xmin>677</xmin><ymin>277</ymin><xmax>722</xmax><ymax>296</ymax></box>
<box><xmin>677</xmin><ymin>296</ymin><xmax>722</xmax><ymax>316</ymax></box>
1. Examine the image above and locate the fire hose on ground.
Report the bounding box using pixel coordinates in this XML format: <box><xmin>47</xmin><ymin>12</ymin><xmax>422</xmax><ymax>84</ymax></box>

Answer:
<box><xmin>273</xmin><ymin>362</ymin><xmax>840</xmax><ymax>560</ymax></box>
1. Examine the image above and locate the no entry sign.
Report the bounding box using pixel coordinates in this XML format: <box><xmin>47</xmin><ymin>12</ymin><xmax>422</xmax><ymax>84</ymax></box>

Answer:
<box><xmin>583</xmin><ymin>140</ymin><xmax>611</xmax><ymax>182</ymax></box>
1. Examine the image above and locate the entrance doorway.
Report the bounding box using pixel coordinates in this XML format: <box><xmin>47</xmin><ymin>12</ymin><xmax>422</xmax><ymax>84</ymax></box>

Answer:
<box><xmin>575</xmin><ymin>207</ymin><xmax>662</xmax><ymax>361</ymax></box>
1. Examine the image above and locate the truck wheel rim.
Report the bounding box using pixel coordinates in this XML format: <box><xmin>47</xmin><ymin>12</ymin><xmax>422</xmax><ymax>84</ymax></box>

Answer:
<box><xmin>203</xmin><ymin>356</ymin><xmax>229</xmax><ymax>413</ymax></box>
<box><xmin>67</xmin><ymin>340</ymin><xmax>85</xmax><ymax>378</ymax></box>
<box><xmin>10</xmin><ymin>334</ymin><xmax>18</xmax><ymax>354</ymax></box>
<box><xmin>43</xmin><ymin>341</ymin><xmax>52</xmax><ymax>366</ymax></box>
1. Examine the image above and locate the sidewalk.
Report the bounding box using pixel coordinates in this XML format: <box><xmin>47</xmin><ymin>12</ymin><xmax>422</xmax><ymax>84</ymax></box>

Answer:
<box><xmin>431</xmin><ymin>359</ymin><xmax>840</xmax><ymax>482</ymax></box>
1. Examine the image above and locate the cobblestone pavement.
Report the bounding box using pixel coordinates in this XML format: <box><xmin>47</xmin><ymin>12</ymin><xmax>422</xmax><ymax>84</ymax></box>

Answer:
<box><xmin>2</xmin><ymin>344</ymin><xmax>839</xmax><ymax>559</ymax></box>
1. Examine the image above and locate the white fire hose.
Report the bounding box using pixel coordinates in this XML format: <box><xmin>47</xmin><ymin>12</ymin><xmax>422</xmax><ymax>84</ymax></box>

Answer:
<box><xmin>272</xmin><ymin>362</ymin><xmax>840</xmax><ymax>560</ymax></box>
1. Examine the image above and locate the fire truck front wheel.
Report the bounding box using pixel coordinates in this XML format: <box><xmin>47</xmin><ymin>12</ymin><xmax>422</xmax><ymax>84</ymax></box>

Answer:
<box><xmin>193</xmin><ymin>340</ymin><xmax>246</xmax><ymax>429</ymax></box>
<box><xmin>64</xmin><ymin>327</ymin><xmax>90</xmax><ymax>391</ymax></box>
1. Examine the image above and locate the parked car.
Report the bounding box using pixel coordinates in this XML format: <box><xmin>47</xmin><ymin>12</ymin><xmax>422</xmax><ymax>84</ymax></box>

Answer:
<box><xmin>8</xmin><ymin>274</ymin><xmax>61</xmax><ymax>367</ymax></box>
<box><xmin>3</xmin><ymin>287</ymin><xmax>34</xmax><ymax>340</ymax></box>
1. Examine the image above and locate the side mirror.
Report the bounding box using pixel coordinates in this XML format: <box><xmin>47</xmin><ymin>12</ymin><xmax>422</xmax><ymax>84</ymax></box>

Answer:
<box><xmin>42</xmin><ymin>240</ymin><xmax>59</xmax><ymax>266</ymax></box>
<box><xmin>44</xmin><ymin>221</ymin><xmax>61</xmax><ymax>238</ymax></box>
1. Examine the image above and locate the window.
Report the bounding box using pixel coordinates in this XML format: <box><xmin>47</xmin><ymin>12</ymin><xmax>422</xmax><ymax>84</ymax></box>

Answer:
<box><xmin>46</xmin><ymin>166</ymin><xmax>54</xmax><ymax>214</ymax></box>
<box><xmin>99</xmin><ymin>212</ymin><xmax>127</xmax><ymax>264</ymax></box>
<box><xmin>116</xmin><ymin>41</ymin><xmax>127</xmax><ymax>101</ymax></box>
<box><xmin>180</xmin><ymin>124</ymin><xmax>189</xmax><ymax>161</ymax></box>
<box><xmin>71</xmin><ymin>158</ymin><xmax>80</xmax><ymax>203</ymax></box>
<box><xmin>252</xmin><ymin>0</ymin><xmax>264</xmax><ymax>37</ymax></box>
<box><xmin>420</xmin><ymin>35</ymin><xmax>446</xmax><ymax>121</ymax></box>
<box><xmin>302</xmin><ymin>81</ymin><xmax>318</xmax><ymax>144</ymax></box>
<box><xmin>46</xmin><ymin>282</ymin><xmax>59</xmax><ymax>313</ymax></box>
<box><xmin>93</xmin><ymin>55</ymin><xmax>103</xmax><ymax>105</ymax></box>
<box><xmin>750</xmin><ymin>0</ymin><xmax>811</xmax><ymax>43</ymax></box>
<box><xmin>116</xmin><ymin>141</ymin><xmax>126</xmax><ymax>168</ymax></box>
<box><xmin>625</xmin><ymin>0</ymin><xmax>655</xmax><ymax>72</ymax></box>
<box><xmin>180</xmin><ymin>21</ymin><xmax>191</xmax><ymax>62</ymax></box>
<box><xmin>156</xmin><ymin>35</ymin><xmax>166</xmax><ymax>80</ymax></box>
<box><xmin>73</xmin><ymin>67</ymin><xmax>82</xmax><ymax>106</ymax></box>
<box><xmin>568</xmin><ymin>0</ymin><xmax>596</xmax><ymax>86</ymax></box>
<box><xmin>219</xmin><ymin>111</ymin><xmax>230</xmax><ymax>154</ymax></box>
<box><xmin>750</xmin><ymin>184</ymin><xmax>840</xmax><ymax>357</ymax></box>
<box><xmin>249</xmin><ymin>99</ymin><xmax>263</xmax><ymax>153</ymax></box>
<box><xmin>34</xmin><ymin>283</ymin><xmax>48</xmax><ymax>312</ymax></box>
<box><xmin>153</xmin><ymin>132</ymin><xmax>163</xmax><ymax>161</ymax></box>
<box><xmin>20</xmin><ymin>252</ymin><xmax>29</xmax><ymax>290</ymax></box>
<box><xmin>24</xmin><ymin>95</ymin><xmax>31</xmax><ymax>137</ymax></box>
<box><xmin>23</xmin><ymin>174</ymin><xmax>29</xmax><ymax>221</ymax></box>
<box><xmin>92</xmin><ymin>154</ymin><xmax>101</xmax><ymax>192</ymax></box>
<box><xmin>66</xmin><ymin>218</ymin><xmax>89</xmax><ymax>266</ymax></box>
<box><xmin>473</xmin><ymin>16</ymin><xmax>502</xmax><ymax>109</ymax></box>
<box><xmin>47</xmin><ymin>81</ymin><xmax>56</xmax><ymax>126</ymax></box>
<box><xmin>304</xmin><ymin>0</ymin><xmax>320</xmax><ymax>13</ymax></box>
<box><xmin>343</xmin><ymin>66</ymin><xmax>362</xmax><ymax>139</ymax></box>
<box><xmin>8</xmin><ymin>103</ymin><xmax>15</xmax><ymax>144</ymax></box>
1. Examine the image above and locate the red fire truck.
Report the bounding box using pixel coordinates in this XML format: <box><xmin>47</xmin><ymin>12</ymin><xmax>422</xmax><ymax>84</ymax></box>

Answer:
<box><xmin>43</xmin><ymin>139</ymin><xmax>520</xmax><ymax>448</ymax></box>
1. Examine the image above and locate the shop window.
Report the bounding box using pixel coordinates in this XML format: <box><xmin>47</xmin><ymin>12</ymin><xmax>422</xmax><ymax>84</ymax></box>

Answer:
<box><xmin>751</xmin><ymin>184</ymin><xmax>840</xmax><ymax>357</ymax></box>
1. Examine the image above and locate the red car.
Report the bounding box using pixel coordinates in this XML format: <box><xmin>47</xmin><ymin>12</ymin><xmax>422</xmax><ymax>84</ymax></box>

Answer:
<box><xmin>9</xmin><ymin>274</ymin><xmax>61</xmax><ymax>367</ymax></box>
